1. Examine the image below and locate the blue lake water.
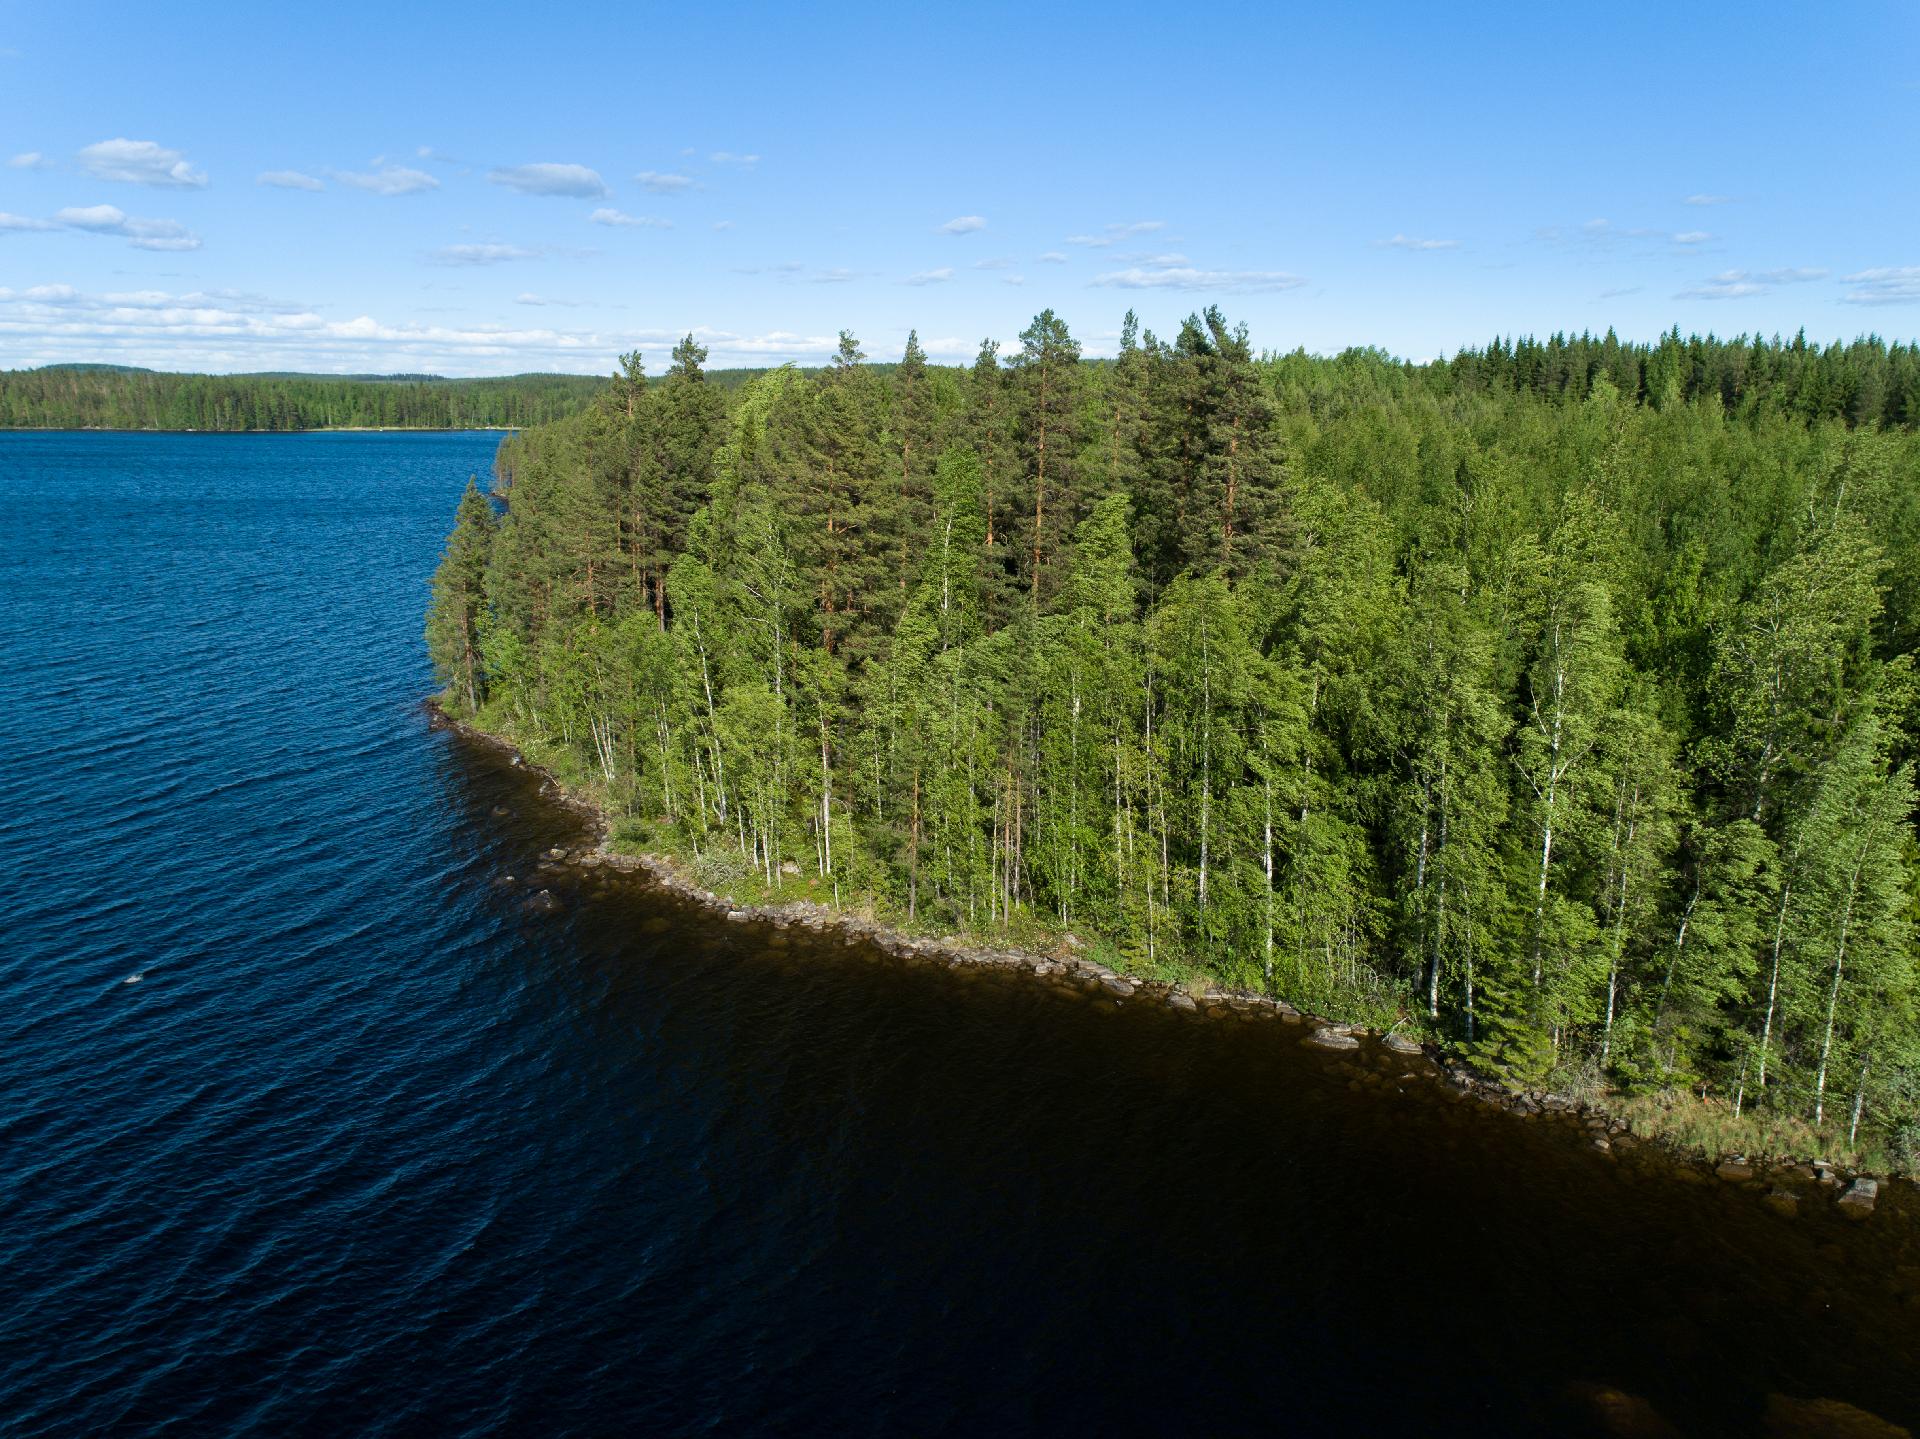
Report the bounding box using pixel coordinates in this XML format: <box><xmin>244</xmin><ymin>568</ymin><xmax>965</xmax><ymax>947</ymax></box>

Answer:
<box><xmin>2</xmin><ymin>431</ymin><xmax>1917</xmax><ymax>1438</ymax></box>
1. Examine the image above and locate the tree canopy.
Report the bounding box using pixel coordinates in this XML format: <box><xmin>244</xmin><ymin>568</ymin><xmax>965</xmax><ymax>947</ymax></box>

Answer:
<box><xmin>429</xmin><ymin>314</ymin><xmax>1920</xmax><ymax>1167</ymax></box>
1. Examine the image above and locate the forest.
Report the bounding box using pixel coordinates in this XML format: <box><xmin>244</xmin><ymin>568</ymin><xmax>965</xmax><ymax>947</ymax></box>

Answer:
<box><xmin>0</xmin><ymin>365</ymin><xmax>604</xmax><ymax>431</ymax></box>
<box><xmin>429</xmin><ymin>318</ymin><xmax>1920</xmax><ymax>1167</ymax></box>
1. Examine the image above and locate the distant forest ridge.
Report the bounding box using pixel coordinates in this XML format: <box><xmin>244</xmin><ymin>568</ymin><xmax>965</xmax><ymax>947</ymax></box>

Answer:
<box><xmin>0</xmin><ymin>366</ymin><xmax>609</xmax><ymax>432</ymax></box>
<box><xmin>5</xmin><ymin>326</ymin><xmax>1920</xmax><ymax>431</ymax></box>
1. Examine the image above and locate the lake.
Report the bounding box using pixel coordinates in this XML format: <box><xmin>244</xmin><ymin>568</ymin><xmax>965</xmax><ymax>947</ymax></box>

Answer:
<box><xmin>2</xmin><ymin>431</ymin><xmax>1916</xmax><ymax>1437</ymax></box>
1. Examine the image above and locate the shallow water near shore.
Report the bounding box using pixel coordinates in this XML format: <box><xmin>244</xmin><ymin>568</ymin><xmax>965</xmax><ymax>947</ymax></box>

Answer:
<box><xmin>3</xmin><ymin>430</ymin><xmax>1918</xmax><ymax>1437</ymax></box>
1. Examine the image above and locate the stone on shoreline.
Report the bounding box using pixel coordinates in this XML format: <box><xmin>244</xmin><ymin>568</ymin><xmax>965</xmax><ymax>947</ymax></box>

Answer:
<box><xmin>1382</xmin><ymin>1033</ymin><xmax>1421</xmax><ymax>1055</ymax></box>
<box><xmin>1305</xmin><ymin>1027</ymin><xmax>1360</xmax><ymax>1052</ymax></box>
<box><xmin>1836</xmin><ymin>1178</ymin><xmax>1879</xmax><ymax>1219</ymax></box>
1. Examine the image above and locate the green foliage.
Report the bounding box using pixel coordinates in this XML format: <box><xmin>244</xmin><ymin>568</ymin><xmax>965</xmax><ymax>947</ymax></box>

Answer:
<box><xmin>433</xmin><ymin>311</ymin><xmax>1920</xmax><ymax>1157</ymax></box>
<box><xmin>1</xmin><ymin>366</ymin><xmax>603</xmax><ymax>430</ymax></box>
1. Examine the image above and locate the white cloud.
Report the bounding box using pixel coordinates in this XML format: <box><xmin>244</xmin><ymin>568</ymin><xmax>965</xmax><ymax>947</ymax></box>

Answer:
<box><xmin>914</xmin><ymin>336</ymin><xmax>976</xmax><ymax>359</ymax></box>
<box><xmin>335</xmin><ymin>165</ymin><xmax>440</xmax><ymax>195</ymax></box>
<box><xmin>712</xmin><ymin>220</ymin><xmax>735</xmax><ymax>231</ymax></box>
<box><xmin>1676</xmin><ymin>267</ymin><xmax>1828</xmax><ymax>300</ymax></box>
<box><xmin>903</xmin><ymin>267</ymin><xmax>954</xmax><ymax>285</ymax></box>
<box><xmin>1037</xmin><ymin>251</ymin><xmax>1068</xmax><ymax>264</ymax></box>
<box><xmin>1598</xmin><ymin>285</ymin><xmax>1643</xmax><ymax>299</ymax></box>
<box><xmin>489</xmin><ymin>162</ymin><xmax>608</xmax><ymax>198</ymax></box>
<box><xmin>1067</xmin><ymin>221</ymin><xmax>1165</xmax><ymax>247</ymax></box>
<box><xmin>1541</xmin><ymin>218</ymin><xmax>1720</xmax><ymax>250</ymax></box>
<box><xmin>1380</xmin><ymin>233</ymin><xmax>1459</xmax><ymax>251</ymax></box>
<box><xmin>635</xmin><ymin>170</ymin><xmax>695</xmax><ymax>193</ymax></box>
<box><xmin>973</xmin><ymin>256</ymin><xmax>1017</xmax><ymax>270</ymax></box>
<box><xmin>0</xmin><ymin>283</ymin><xmax>874</xmax><ymax>372</ymax></box>
<box><xmin>709</xmin><ymin>151</ymin><xmax>759</xmax><ymax>166</ymax></box>
<box><xmin>1684</xmin><ymin>194</ymin><xmax>1732</xmax><ymax>205</ymax></box>
<box><xmin>939</xmin><ymin>215</ymin><xmax>987</xmax><ymax>234</ymax></box>
<box><xmin>1004</xmin><ymin>275</ymin><xmax>1026</xmax><ymax>286</ymax></box>
<box><xmin>432</xmin><ymin>243</ymin><xmax>541</xmax><ymax>265</ymax></box>
<box><xmin>77</xmin><ymin>138</ymin><xmax>207</xmax><ymax>188</ymax></box>
<box><xmin>258</xmin><ymin>170</ymin><xmax>324</xmax><ymax>191</ymax></box>
<box><xmin>1092</xmin><ymin>265</ymin><xmax>1305</xmax><ymax>294</ymax></box>
<box><xmin>514</xmin><ymin>293</ymin><xmax>590</xmax><ymax>307</ymax></box>
<box><xmin>8</xmin><ymin>151</ymin><xmax>51</xmax><ymax>170</ymax></box>
<box><xmin>1841</xmin><ymin>267</ymin><xmax>1920</xmax><ymax>305</ymax></box>
<box><xmin>809</xmin><ymin>268</ymin><xmax>862</xmax><ymax>283</ymax></box>
<box><xmin>416</xmin><ymin>146</ymin><xmax>462</xmax><ymax>165</ymax></box>
<box><xmin>1678</xmin><ymin>279</ymin><xmax>1766</xmax><ymax>300</ymax></box>
<box><xmin>54</xmin><ymin>204</ymin><xmax>202</xmax><ymax>251</ymax></box>
<box><xmin>590</xmin><ymin>208</ymin><xmax>671</xmax><ymax>229</ymax></box>
<box><xmin>0</xmin><ymin>212</ymin><xmax>57</xmax><ymax>232</ymax></box>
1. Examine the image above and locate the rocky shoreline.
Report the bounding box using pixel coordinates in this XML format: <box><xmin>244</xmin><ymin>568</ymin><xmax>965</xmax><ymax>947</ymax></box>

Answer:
<box><xmin>428</xmin><ymin>700</ymin><xmax>1900</xmax><ymax>1227</ymax></box>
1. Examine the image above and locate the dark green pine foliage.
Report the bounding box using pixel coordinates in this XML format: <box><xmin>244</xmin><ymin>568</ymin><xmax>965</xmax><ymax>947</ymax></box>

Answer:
<box><xmin>431</xmin><ymin>310</ymin><xmax>1920</xmax><ymax>1166</ymax></box>
<box><xmin>1133</xmin><ymin>307</ymin><xmax>1287</xmax><ymax>588</ymax></box>
<box><xmin>426</xmin><ymin>480</ymin><xmax>498</xmax><ymax>713</ymax></box>
<box><xmin>962</xmin><ymin>339</ymin><xmax>1021</xmax><ymax>628</ymax></box>
<box><xmin>1006</xmin><ymin>310</ymin><xmax>1083</xmax><ymax>609</ymax></box>
<box><xmin>890</xmin><ymin>331</ymin><xmax>941</xmax><ymax>598</ymax></box>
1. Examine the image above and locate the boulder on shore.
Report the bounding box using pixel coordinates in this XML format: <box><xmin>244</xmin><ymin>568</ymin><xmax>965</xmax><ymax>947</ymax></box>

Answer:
<box><xmin>1305</xmin><ymin>1027</ymin><xmax>1360</xmax><ymax>1052</ymax></box>
<box><xmin>1836</xmin><ymin>1177</ymin><xmax>1879</xmax><ymax>1219</ymax></box>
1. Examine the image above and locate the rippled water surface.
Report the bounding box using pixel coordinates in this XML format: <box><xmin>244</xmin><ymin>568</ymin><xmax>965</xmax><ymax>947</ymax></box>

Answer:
<box><xmin>3</xmin><ymin>431</ymin><xmax>1918</xmax><ymax>1438</ymax></box>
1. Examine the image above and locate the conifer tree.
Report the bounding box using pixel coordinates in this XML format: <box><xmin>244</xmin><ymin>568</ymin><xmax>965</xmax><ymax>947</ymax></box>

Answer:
<box><xmin>1008</xmin><ymin>310</ymin><xmax>1083</xmax><ymax>608</ymax></box>
<box><xmin>426</xmin><ymin>480</ymin><xmax>498</xmax><ymax>714</ymax></box>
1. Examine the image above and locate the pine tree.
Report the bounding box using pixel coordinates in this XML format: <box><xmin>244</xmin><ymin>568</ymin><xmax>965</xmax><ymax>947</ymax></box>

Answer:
<box><xmin>1007</xmin><ymin>310</ymin><xmax>1083</xmax><ymax>609</ymax></box>
<box><xmin>426</xmin><ymin>479</ymin><xmax>498</xmax><ymax>713</ymax></box>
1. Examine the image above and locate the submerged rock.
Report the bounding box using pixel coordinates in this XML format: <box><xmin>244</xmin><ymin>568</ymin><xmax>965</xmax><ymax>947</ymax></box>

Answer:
<box><xmin>1166</xmin><ymin>991</ymin><xmax>1198</xmax><ymax>1013</ymax></box>
<box><xmin>1305</xmin><ymin>1027</ymin><xmax>1360</xmax><ymax>1052</ymax></box>
<box><xmin>1836</xmin><ymin>1178</ymin><xmax>1879</xmax><ymax>1219</ymax></box>
<box><xmin>1564</xmin><ymin>1380</ymin><xmax>1687</xmax><ymax>1437</ymax></box>
<box><xmin>521</xmin><ymin>889</ymin><xmax>560</xmax><ymax>915</ymax></box>
<box><xmin>1715</xmin><ymin>1157</ymin><xmax>1756</xmax><ymax>1183</ymax></box>
<box><xmin>1762</xmin><ymin>1393</ymin><xmax>1911</xmax><ymax>1437</ymax></box>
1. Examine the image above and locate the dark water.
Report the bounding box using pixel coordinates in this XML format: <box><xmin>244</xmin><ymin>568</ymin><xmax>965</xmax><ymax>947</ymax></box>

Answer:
<box><xmin>3</xmin><ymin>431</ymin><xmax>1917</xmax><ymax>1438</ymax></box>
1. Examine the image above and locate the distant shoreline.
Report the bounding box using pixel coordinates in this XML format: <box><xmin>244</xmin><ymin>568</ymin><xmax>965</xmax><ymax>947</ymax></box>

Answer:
<box><xmin>0</xmin><ymin>425</ymin><xmax>521</xmax><ymax>434</ymax></box>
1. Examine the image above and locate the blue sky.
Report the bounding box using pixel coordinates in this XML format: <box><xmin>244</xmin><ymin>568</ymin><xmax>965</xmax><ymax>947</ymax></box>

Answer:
<box><xmin>2</xmin><ymin>0</ymin><xmax>1915</xmax><ymax>375</ymax></box>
